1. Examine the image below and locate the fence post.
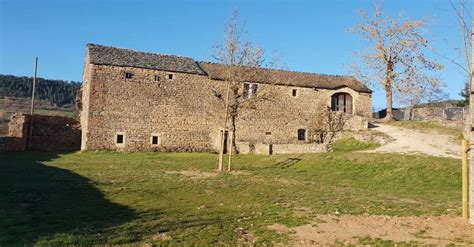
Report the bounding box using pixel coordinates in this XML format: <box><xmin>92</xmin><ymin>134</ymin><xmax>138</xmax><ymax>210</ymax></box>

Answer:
<box><xmin>463</xmin><ymin>139</ymin><xmax>469</xmax><ymax>219</ymax></box>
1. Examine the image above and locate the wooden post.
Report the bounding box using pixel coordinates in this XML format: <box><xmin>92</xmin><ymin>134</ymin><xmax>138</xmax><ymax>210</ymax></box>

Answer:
<box><xmin>227</xmin><ymin>130</ymin><xmax>233</xmax><ymax>171</ymax></box>
<box><xmin>217</xmin><ymin>79</ymin><xmax>232</xmax><ymax>171</ymax></box>
<box><xmin>218</xmin><ymin>130</ymin><xmax>225</xmax><ymax>171</ymax></box>
<box><xmin>27</xmin><ymin>57</ymin><xmax>38</xmax><ymax>150</ymax></box>
<box><xmin>462</xmin><ymin>139</ymin><xmax>469</xmax><ymax>219</ymax></box>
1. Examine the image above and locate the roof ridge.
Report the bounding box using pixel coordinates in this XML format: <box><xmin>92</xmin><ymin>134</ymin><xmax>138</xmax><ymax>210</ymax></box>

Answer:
<box><xmin>197</xmin><ymin>61</ymin><xmax>353</xmax><ymax>79</ymax></box>
<box><xmin>87</xmin><ymin>43</ymin><xmax>195</xmax><ymax>61</ymax></box>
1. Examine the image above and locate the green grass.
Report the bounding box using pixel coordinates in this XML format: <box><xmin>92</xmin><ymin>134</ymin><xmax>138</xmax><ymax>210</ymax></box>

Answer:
<box><xmin>388</xmin><ymin>120</ymin><xmax>464</xmax><ymax>141</ymax></box>
<box><xmin>0</xmin><ymin>151</ymin><xmax>461</xmax><ymax>245</ymax></box>
<box><xmin>333</xmin><ymin>138</ymin><xmax>380</xmax><ymax>151</ymax></box>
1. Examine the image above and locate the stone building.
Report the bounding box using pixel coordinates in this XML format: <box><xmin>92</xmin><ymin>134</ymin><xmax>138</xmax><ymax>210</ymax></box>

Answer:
<box><xmin>80</xmin><ymin>44</ymin><xmax>372</xmax><ymax>153</ymax></box>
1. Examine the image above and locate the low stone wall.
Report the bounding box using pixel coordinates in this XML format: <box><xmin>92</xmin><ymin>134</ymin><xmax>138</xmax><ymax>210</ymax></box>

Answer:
<box><xmin>237</xmin><ymin>142</ymin><xmax>327</xmax><ymax>155</ymax></box>
<box><xmin>1</xmin><ymin>113</ymin><xmax>29</xmax><ymax>151</ymax></box>
<box><xmin>386</xmin><ymin>107</ymin><xmax>467</xmax><ymax>121</ymax></box>
<box><xmin>344</xmin><ymin>115</ymin><xmax>369</xmax><ymax>131</ymax></box>
<box><xmin>336</xmin><ymin>129</ymin><xmax>393</xmax><ymax>145</ymax></box>
<box><xmin>271</xmin><ymin>143</ymin><xmax>328</xmax><ymax>154</ymax></box>
<box><xmin>0</xmin><ymin>113</ymin><xmax>81</xmax><ymax>152</ymax></box>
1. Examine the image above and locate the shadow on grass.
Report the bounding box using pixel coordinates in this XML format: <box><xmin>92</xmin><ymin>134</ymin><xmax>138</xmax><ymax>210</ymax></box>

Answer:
<box><xmin>272</xmin><ymin>154</ymin><xmax>303</xmax><ymax>169</ymax></box>
<box><xmin>0</xmin><ymin>152</ymin><xmax>135</xmax><ymax>245</ymax></box>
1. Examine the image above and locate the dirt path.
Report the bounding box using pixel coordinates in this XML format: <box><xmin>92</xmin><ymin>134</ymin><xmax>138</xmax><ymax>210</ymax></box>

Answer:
<box><xmin>281</xmin><ymin>214</ymin><xmax>474</xmax><ymax>246</ymax></box>
<box><xmin>365</xmin><ymin>124</ymin><xmax>461</xmax><ymax>159</ymax></box>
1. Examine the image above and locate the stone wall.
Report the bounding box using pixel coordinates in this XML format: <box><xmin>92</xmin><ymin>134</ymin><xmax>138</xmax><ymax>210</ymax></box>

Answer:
<box><xmin>271</xmin><ymin>143</ymin><xmax>327</xmax><ymax>154</ymax></box>
<box><xmin>81</xmin><ymin>61</ymin><xmax>372</xmax><ymax>153</ymax></box>
<box><xmin>387</xmin><ymin>107</ymin><xmax>466</xmax><ymax>122</ymax></box>
<box><xmin>0</xmin><ymin>113</ymin><xmax>81</xmax><ymax>152</ymax></box>
<box><xmin>1</xmin><ymin>113</ymin><xmax>29</xmax><ymax>151</ymax></box>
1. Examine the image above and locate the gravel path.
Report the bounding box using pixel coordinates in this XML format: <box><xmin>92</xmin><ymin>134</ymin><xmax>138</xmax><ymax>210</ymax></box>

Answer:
<box><xmin>365</xmin><ymin>124</ymin><xmax>461</xmax><ymax>159</ymax></box>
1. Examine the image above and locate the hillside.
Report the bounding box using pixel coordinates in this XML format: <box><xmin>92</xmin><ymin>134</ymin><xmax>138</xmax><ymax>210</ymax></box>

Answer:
<box><xmin>0</xmin><ymin>74</ymin><xmax>81</xmax><ymax>136</ymax></box>
<box><xmin>0</xmin><ymin>74</ymin><xmax>81</xmax><ymax>108</ymax></box>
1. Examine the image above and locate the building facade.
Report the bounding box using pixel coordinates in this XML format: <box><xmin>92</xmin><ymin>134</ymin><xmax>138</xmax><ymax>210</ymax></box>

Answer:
<box><xmin>80</xmin><ymin>44</ymin><xmax>372</xmax><ymax>153</ymax></box>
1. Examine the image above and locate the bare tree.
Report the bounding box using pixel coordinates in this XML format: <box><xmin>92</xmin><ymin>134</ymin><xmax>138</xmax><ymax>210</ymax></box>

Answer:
<box><xmin>449</xmin><ymin>0</ymin><xmax>471</xmax><ymax>75</ymax></box>
<box><xmin>350</xmin><ymin>2</ymin><xmax>443</xmax><ymax>120</ymax></box>
<box><xmin>396</xmin><ymin>75</ymin><xmax>448</xmax><ymax>107</ymax></box>
<box><xmin>310</xmin><ymin>107</ymin><xmax>348</xmax><ymax>151</ymax></box>
<box><xmin>447</xmin><ymin>0</ymin><xmax>471</xmax><ymax>106</ymax></box>
<box><xmin>211</xmin><ymin>9</ymin><xmax>282</xmax><ymax>171</ymax></box>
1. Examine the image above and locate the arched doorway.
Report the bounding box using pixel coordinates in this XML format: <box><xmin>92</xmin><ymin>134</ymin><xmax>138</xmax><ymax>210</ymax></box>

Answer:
<box><xmin>331</xmin><ymin>93</ymin><xmax>353</xmax><ymax>114</ymax></box>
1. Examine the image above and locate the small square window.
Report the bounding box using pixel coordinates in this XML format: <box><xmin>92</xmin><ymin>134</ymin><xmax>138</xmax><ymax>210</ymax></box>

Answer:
<box><xmin>292</xmin><ymin>89</ymin><xmax>297</xmax><ymax>97</ymax></box>
<box><xmin>265</xmin><ymin>132</ymin><xmax>272</xmax><ymax>135</ymax></box>
<box><xmin>154</xmin><ymin>75</ymin><xmax>160</xmax><ymax>81</ymax></box>
<box><xmin>125</xmin><ymin>72</ymin><xmax>133</xmax><ymax>79</ymax></box>
<box><xmin>167</xmin><ymin>73</ymin><xmax>174</xmax><ymax>80</ymax></box>
<box><xmin>116</xmin><ymin>134</ymin><xmax>124</xmax><ymax>144</ymax></box>
<box><xmin>152</xmin><ymin>136</ymin><xmax>159</xmax><ymax>145</ymax></box>
<box><xmin>297</xmin><ymin>129</ymin><xmax>306</xmax><ymax>141</ymax></box>
<box><xmin>150</xmin><ymin>134</ymin><xmax>161</xmax><ymax>145</ymax></box>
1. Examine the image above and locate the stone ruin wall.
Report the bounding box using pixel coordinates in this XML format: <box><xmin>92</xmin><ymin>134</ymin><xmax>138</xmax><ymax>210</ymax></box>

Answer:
<box><xmin>1</xmin><ymin>113</ymin><xmax>29</xmax><ymax>151</ymax></box>
<box><xmin>81</xmin><ymin>63</ymin><xmax>372</xmax><ymax>153</ymax></box>
<box><xmin>0</xmin><ymin>113</ymin><xmax>81</xmax><ymax>152</ymax></box>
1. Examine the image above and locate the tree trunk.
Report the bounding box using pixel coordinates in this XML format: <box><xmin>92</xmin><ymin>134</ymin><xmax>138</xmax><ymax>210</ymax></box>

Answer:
<box><xmin>230</xmin><ymin>113</ymin><xmax>238</xmax><ymax>154</ymax></box>
<box><xmin>384</xmin><ymin>61</ymin><xmax>394</xmax><ymax>121</ymax></box>
<box><xmin>385</xmin><ymin>84</ymin><xmax>393</xmax><ymax>121</ymax></box>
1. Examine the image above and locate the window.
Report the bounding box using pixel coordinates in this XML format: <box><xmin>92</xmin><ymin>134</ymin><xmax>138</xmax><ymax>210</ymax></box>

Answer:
<box><xmin>331</xmin><ymin>93</ymin><xmax>353</xmax><ymax>114</ymax></box>
<box><xmin>154</xmin><ymin>75</ymin><xmax>160</xmax><ymax>81</ymax></box>
<box><xmin>151</xmin><ymin>135</ymin><xmax>160</xmax><ymax>145</ymax></box>
<box><xmin>297</xmin><ymin>129</ymin><xmax>306</xmax><ymax>141</ymax></box>
<box><xmin>125</xmin><ymin>72</ymin><xmax>133</xmax><ymax>79</ymax></box>
<box><xmin>167</xmin><ymin>73</ymin><xmax>174</xmax><ymax>80</ymax></box>
<box><xmin>243</xmin><ymin>82</ymin><xmax>258</xmax><ymax>99</ymax></box>
<box><xmin>265</xmin><ymin>132</ymin><xmax>272</xmax><ymax>135</ymax></box>
<box><xmin>115</xmin><ymin>133</ymin><xmax>125</xmax><ymax>145</ymax></box>
<box><xmin>292</xmin><ymin>89</ymin><xmax>297</xmax><ymax>97</ymax></box>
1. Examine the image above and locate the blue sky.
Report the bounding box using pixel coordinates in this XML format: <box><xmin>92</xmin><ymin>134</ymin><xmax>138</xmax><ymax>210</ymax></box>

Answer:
<box><xmin>0</xmin><ymin>0</ymin><xmax>469</xmax><ymax>110</ymax></box>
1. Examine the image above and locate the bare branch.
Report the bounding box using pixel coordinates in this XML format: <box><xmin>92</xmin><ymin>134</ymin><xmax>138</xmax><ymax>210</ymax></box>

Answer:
<box><xmin>349</xmin><ymin>2</ymin><xmax>443</xmax><ymax>119</ymax></box>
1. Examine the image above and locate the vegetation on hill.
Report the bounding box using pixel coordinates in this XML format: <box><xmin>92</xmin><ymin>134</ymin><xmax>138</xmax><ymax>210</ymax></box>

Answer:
<box><xmin>0</xmin><ymin>74</ymin><xmax>81</xmax><ymax>107</ymax></box>
<box><xmin>0</xmin><ymin>150</ymin><xmax>460</xmax><ymax>245</ymax></box>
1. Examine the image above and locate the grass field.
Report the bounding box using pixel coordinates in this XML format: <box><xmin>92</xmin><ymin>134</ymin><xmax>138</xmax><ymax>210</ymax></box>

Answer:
<box><xmin>0</xmin><ymin>141</ymin><xmax>461</xmax><ymax>245</ymax></box>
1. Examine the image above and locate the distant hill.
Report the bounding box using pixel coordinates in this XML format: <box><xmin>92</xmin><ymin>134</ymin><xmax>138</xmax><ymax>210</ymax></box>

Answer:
<box><xmin>0</xmin><ymin>74</ymin><xmax>82</xmax><ymax>107</ymax></box>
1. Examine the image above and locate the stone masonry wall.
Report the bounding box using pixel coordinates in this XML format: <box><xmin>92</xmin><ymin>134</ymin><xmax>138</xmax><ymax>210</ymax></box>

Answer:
<box><xmin>0</xmin><ymin>113</ymin><xmax>81</xmax><ymax>152</ymax></box>
<box><xmin>1</xmin><ymin>113</ymin><xmax>29</xmax><ymax>151</ymax></box>
<box><xmin>81</xmin><ymin>62</ymin><xmax>372</xmax><ymax>153</ymax></box>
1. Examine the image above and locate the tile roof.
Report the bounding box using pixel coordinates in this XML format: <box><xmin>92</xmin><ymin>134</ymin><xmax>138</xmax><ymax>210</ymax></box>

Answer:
<box><xmin>87</xmin><ymin>44</ymin><xmax>371</xmax><ymax>93</ymax></box>
<box><xmin>198</xmin><ymin>62</ymin><xmax>372</xmax><ymax>93</ymax></box>
<box><xmin>87</xmin><ymin>44</ymin><xmax>206</xmax><ymax>75</ymax></box>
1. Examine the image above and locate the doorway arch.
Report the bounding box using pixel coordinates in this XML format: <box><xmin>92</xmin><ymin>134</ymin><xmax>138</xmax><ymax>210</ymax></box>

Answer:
<box><xmin>331</xmin><ymin>93</ymin><xmax>353</xmax><ymax>114</ymax></box>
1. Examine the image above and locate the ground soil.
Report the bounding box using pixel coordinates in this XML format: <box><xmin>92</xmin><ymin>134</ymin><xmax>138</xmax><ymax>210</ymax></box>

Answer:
<box><xmin>365</xmin><ymin>124</ymin><xmax>461</xmax><ymax>159</ymax></box>
<box><xmin>285</xmin><ymin>214</ymin><xmax>474</xmax><ymax>246</ymax></box>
